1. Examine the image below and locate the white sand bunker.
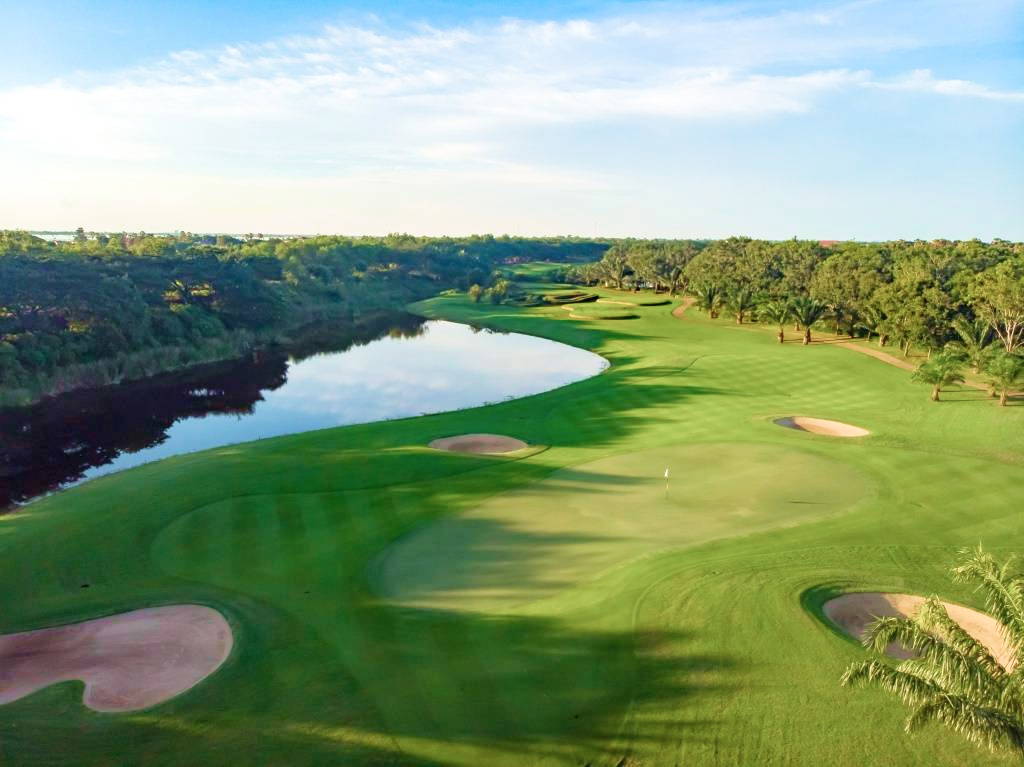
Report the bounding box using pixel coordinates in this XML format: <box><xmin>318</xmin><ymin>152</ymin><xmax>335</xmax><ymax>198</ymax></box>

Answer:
<box><xmin>824</xmin><ymin>592</ymin><xmax>1012</xmax><ymax>668</ymax></box>
<box><xmin>776</xmin><ymin>416</ymin><xmax>869</xmax><ymax>438</ymax></box>
<box><xmin>429</xmin><ymin>434</ymin><xmax>528</xmax><ymax>454</ymax></box>
<box><xmin>0</xmin><ymin>605</ymin><xmax>233</xmax><ymax>712</ymax></box>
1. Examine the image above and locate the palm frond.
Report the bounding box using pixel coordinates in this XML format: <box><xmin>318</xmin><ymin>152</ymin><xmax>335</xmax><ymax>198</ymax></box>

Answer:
<box><xmin>864</xmin><ymin>615</ymin><xmax>1004</xmax><ymax>703</ymax></box>
<box><xmin>951</xmin><ymin>315</ymin><xmax>993</xmax><ymax>350</ymax></box>
<box><xmin>905</xmin><ymin>694</ymin><xmax>1024</xmax><ymax>754</ymax></box>
<box><xmin>914</xmin><ymin>596</ymin><xmax>1005</xmax><ymax>679</ymax></box>
<box><xmin>789</xmin><ymin>296</ymin><xmax>829</xmax><ymax>326</ymax></box>
<box><xmin>841</xmin><ymin>659</ymin><xmax>943</xmax><ymax>708</ymax></box>
<box><xmin>841</xmin><ymin>547</ymin><xmax>1024</xmax><ymax>757</ymax></box>
<box><xmin>952</xmin><ymin>546</ymin><xmax>1024</xmax><ymax>662</ymax></box>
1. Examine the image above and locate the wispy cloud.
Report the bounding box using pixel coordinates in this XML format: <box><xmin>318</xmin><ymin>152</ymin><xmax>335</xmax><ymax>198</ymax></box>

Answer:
<box><xmin>0</xmin><ymin>0</ymin><xmax>1020</xmax><ymax>235</ymax></box>
<box><xmin>866</xmin><ymin>68</ymin><xmax>1024</xmax><ymax>101</ymax></box>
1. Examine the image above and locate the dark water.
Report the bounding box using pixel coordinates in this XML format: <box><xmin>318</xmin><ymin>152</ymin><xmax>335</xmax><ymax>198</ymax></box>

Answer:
<box><xmin>0</xmin><ymin>313</ymin><xmax>607</xmax><ymax>508</ymax></box>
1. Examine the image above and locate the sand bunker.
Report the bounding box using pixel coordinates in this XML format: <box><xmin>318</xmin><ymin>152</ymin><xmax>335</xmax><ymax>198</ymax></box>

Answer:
<box><xmin>0</xmin><ymin>605</ymin><xmax>233</xmax><ymax>712</ymax></box>
<box><xmin>776</xmin><ymin>417</ymin><xmax>869</xmax><ymax>438</ymax></box>
<box><xmin>824</xmin><ymin>592</ymin><xmax>1013</xmax><ymax>668</ymax></box>
<box><xmin>429</xmin><ymin>434</ymin><xmax>528</xmax><ymax>454</ymax></box>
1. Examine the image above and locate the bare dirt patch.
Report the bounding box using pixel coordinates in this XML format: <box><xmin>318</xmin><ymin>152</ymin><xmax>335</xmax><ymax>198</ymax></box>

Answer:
<box><xmin>835</xmin><ymin>341</ymin><xmax>917</xmax><ymax>372</ymax></box>
<box><xmin>671</xmin><ymin>297</ymin><xmax>696</xmax><ymax>319</ymax></box>
<box><xmin>824</xmin><ymin>592</ymin><xmax>1013</xmax><ymax>668</ymax></box>
<box><xmin>429</xmin><ymin>434</ymin><xmax>528</xmax><ymax>454</ymax></box>
<box><xmin>775</xmin><ymin>416</ymin><xmax>869</xmax><ymax>438</ymax></box>
<box><xmin>0</xmin><ymin>605</ymin><xmax>233</xmax><ymax>712</ymax></box>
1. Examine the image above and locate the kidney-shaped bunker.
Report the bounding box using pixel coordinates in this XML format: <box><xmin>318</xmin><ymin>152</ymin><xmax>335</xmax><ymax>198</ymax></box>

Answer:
<box><xmin>0</xmin><ymin>605</ymin><xmax>233</xmax><ymax>712</ymax></box>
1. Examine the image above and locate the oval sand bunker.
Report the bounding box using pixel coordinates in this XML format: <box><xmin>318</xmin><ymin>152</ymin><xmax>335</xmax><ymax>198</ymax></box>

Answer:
<box><xmin>0</xmin><ymin>605</ymin><xmax>233</xmax><ymax>712</ymax></box>
<box><xmin>824</xmin><ymin>592</ymin><xmax>1012</xmax><ymax>668</ymax></box>
<box><xmin>776</xmin><ymin>417</ymin><xmax>869</xmax><ymax>438</ymax></box>
<box><xmin>429</xmin><ymin>434</ymin><xmax>528</xmax><ymax>454</ymax></box>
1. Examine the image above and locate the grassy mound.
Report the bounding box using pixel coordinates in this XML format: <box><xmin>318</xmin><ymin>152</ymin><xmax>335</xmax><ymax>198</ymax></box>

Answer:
<box><xmin>561</xmin><ymin>304</ymin><xmax>639</xmax><ymax>320</ymax></box>
<box><xmin>542</xmin><ymin>290</ymin><xmax>599</xmax><ymax>304</ymax></box>
<box><xmin>502</xmin><ymin>294</ymin><xmax>545</xmax><ymax>307</ymax></box>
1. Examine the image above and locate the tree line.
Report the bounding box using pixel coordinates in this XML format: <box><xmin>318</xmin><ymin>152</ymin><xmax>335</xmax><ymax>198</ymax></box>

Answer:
<box><xmin>570</xmin><ymin>236</ymin><xmax>1024</xmax><ymax>404</ymax></box>
<box><xmin>0</xmin><ymin>230</ymin><xmax>608</xmax><ymax>405</ymax></box>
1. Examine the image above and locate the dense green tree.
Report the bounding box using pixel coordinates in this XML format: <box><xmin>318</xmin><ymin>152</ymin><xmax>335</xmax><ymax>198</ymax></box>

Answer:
<box><xmin>970</xmin><ymin>260</ymin><xmax>1024</xmax><ymax>354</ymax></box>
<box><xmin>856</xmin><ymin>304</ymin><xmax>890</xmax><ymax>347</ymax></box>
<box><xmin>810</xmin><ymin>245</ymin><xmax>888</xmax><ymax>336</ymax></box>
<box><xmin>601</xmin><ymin>247</ymin><xmax>630</xmax><ymax>290</ymax></box>
<box><xmin>664</xmin><ymin>242</ymin><xmax>697</xmax><ymax>295</ymax></box>
<box><xmin>771</xmin><ymin>239</ymin><xmax>827</xmax><ymax>298</ymax></box>
<box><xmin>570</xmin><ymin>236</ymin><xmax>1022</xmax><ymax>362</ymax></box>
<box><xmin>490</xmin><ymin>279</ymin><xmax>511</xmax><ymax>302</ymax></box>
<box><xmin>685</xmin><ymin>237</ymin><xmax>759</xmax><ymax>294</ymax></box>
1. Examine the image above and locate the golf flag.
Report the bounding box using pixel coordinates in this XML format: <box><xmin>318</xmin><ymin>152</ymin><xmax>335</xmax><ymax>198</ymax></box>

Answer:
<box><xmin>664</xmin><ymin>468</ymin><xmax>670</xmax><ymax>478</ymax></box>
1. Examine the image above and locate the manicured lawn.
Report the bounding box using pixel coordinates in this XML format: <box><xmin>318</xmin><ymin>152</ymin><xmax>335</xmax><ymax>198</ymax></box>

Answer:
<box><xmin>1</xmin><ymin>285</ymin><xmax>1023</xmax><ymax>765</ymax></box>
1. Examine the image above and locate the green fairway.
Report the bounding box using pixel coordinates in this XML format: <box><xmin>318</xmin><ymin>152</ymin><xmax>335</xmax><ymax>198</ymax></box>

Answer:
<box><xmin>2</xmin><ymin>285</ymin><xmax>1024</xmax><ymax>766</ymax></box>
<box><xmin>369</xmin><ymin>443</ymin><xmax>870</xmax><ymax>610</ymax></box>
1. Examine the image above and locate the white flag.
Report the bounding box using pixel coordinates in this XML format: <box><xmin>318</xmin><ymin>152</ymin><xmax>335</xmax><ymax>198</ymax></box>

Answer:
<box><xmin>664</xmin><ymin>468</ymin><xmax>670</xmax><ymax>478</ymax></box>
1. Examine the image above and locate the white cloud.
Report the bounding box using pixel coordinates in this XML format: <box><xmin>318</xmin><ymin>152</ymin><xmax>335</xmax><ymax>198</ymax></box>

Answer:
<box><xmin>866</xmin><ymin>68</ymin><xmax>1024</xmax><ymax>101</ymax></box>
<box><xmin>0</xmin><ymin>0</ymin><xmax>1019</xmax><ymax>234</ymax></box>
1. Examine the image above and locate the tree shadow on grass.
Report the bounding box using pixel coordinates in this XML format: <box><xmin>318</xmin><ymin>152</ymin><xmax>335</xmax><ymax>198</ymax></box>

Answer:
<box><xmin>931</xmin><ymin>386</ymin><xmax>998</xmax><ymax>403</ymax></box>
<box><xmin>329</xmin><ymin>605</ymin><xmax>737</xmax><ymax>764</ymax></box>
<box><xmin>0</xmin><ymin>595</ymin><xmax>739</xmax><ymax>767</ymax></box>
<box><xmin>368</xmin><ymin>513</ymin><xmax>633</xmax><ymax>608</ymax></box>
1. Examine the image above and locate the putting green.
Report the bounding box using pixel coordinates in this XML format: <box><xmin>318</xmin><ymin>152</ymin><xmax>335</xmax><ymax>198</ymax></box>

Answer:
<box><xmin>372</xmin><ymin>443</ymin><xmax>869</xmax><ymax>609</ymax></box>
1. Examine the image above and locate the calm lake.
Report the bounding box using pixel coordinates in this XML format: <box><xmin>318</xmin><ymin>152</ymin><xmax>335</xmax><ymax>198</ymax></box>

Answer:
<box><xmin>0</xmin><ymin>314</ymin><xmax>607</xmax><ymax>508</ymax></box>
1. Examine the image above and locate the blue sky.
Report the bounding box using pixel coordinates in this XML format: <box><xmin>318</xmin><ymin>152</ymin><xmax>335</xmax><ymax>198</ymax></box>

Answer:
<box><xmin>1</xmin><ymin>0</ymin><xmax>1021</xmax><ymax>238</ymax></box>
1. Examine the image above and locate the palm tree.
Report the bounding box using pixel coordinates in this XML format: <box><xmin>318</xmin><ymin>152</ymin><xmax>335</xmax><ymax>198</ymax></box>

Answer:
<box><xmin>841</xmin><ymin>546</ymin><xmax>1024</xmax><ymax>756</ymax></box>
<box><xmin>947</xmin><ymin>315</ymin><xmax>994</xmax><ymax>373</ymax></box>
<box><xmin>984</xmin><ymin>352</ymin><xmax>1024</xmax><ymax>406</ymax></box>
<box><xmin>911</xmin><ymin>351</ymin><xmax>965</xmax><ymax>402</ymax></box>
<box><xmin>727</xmin><ymin>287</ymin><xmax>758</xmax><ymax>324</ymax></box>
<box><xmin>789</xmin><ymin>296</ymin><xmax>829</xmax><ymax>345</ymax></box>
<box><xmin>760</xmin><ymin>300</ymin><xmax>791</xmax><ymax>343</ymax></box>
<box><xmin>693</xmin><ymin>283</ymin><xmax>723</xmax><ymax>319</ymax></box>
